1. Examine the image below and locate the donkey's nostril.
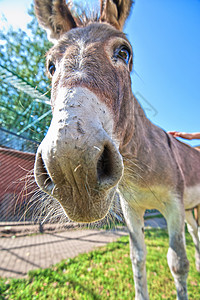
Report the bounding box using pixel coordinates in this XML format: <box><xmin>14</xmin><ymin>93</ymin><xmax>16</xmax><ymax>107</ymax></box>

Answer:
<box><xmin>34</xmin><ymin>151</ymin><xmax>55</xmax><ymax>194</ymax></box>
<box><xmin>97</xmin><ymin>145</ymin><xmax>113</xmax><ymax>180</ymax></box>
<box><xmin>97</xmin><ymin>143</ymin><xmax>123</xmax><ymax>188</ymax></box>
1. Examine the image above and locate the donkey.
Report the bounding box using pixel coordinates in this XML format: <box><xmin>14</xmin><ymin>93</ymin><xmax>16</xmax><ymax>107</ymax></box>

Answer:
<box><xmin>33</xmin><ymin>0</ymin><xmax>200</xmax><ymax>299</ymax></box>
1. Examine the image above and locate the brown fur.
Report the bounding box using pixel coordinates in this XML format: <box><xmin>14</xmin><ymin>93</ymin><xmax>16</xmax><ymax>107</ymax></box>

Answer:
<box><xmin>34</xmin><ymin>1</ymin><xmax>200</xmax><ymax>299</ymax></box>
<box><xmin>46</xmin><ymin>23</ymin><xmax>133</xmax><ymax>119</ymax></box>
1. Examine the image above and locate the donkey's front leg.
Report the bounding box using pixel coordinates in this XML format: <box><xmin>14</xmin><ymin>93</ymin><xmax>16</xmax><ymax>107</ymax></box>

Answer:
<box><xmin>120</xmin><ymin>198</ymin><xmax>148</xmax><ymax>300</ymax></box>
<box><xmin>164</xmin><ymin>202</ymin><xmax>189</xmax><ymax>300</ymax></box>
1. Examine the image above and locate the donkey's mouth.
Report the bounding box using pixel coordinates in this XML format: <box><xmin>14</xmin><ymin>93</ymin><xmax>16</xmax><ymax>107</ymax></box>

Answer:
<box><xmin>60</xmin><ymin>186</ymin><xmax>117</xmax><ymax>223</ymax></box>
<box><xmin>34</xmin><ymin>154</ymin><xmax>117</xmax><ymax>222</ymax></box>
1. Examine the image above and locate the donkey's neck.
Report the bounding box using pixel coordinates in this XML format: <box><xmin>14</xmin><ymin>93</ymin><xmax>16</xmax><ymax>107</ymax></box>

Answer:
<box><xmin>119</xmin><ymin>93</ymin><xmax>179</xmax><ymax>193</ymax></box>
<box><xmin>120</xmin><ymin>94</ymin><xmax>154</xmax><ymax>159</ymax></box>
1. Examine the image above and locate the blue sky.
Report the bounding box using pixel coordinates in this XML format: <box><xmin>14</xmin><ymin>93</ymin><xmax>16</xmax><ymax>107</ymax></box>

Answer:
<box><xmin>0</xmin><ymin>0</ymin><xmax>200</xmax><ymax>146</ymax></box>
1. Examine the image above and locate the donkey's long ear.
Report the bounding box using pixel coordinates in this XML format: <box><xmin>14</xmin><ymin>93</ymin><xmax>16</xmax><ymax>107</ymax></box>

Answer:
<box><xmin>100</xmin><ymin>0</ymin><xmax>133</xmax><ymax>31</ymax></box>
<box><xmin>34</xmin><ymin>0</ymin><xmax>77</xmax><ymax>41</ymax></box>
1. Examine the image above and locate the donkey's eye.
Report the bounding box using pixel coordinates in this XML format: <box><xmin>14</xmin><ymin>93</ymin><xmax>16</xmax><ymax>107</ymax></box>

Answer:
<box><xmin>48</xmin><ymin>62</ymin><xmax>56</xmax><ymax>76</ymax></box>
<box><xmin>116</xmin><ymin>47</ymin><xmax>130</xmax><ymax>65</ymax></box>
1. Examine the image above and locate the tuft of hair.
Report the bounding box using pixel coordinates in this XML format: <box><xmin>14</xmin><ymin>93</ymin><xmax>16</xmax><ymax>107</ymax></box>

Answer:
<box><xmin>71</xmin><ymin>1</ymin><xmax>100</xmax><ymax>26</ymax></box>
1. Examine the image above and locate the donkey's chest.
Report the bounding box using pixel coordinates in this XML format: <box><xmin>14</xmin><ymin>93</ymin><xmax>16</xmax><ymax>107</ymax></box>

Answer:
<box><xmin>184</xmin><ymin>184</ymin><xmax>200</xmax><ymax>210</ymax></box>
<box><xmin>119</xmin><ymin>182</ymin><xmax>176</xmax><ymax>212</ymax></box>
<box><xmin>119</xmin><ymin>179</ymin><xmax>200</xmax><ymax>213</ymax></box>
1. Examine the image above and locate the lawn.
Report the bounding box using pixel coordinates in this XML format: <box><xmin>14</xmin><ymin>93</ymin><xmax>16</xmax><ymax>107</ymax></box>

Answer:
<box><xmin>0</xmin><ymin>229</ymin><xmax>199</xmax><ymax>299</ymax></box>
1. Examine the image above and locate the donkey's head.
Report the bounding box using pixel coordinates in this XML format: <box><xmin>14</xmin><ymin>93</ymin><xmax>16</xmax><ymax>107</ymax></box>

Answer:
<box><xmin>34</xmin><ymin>0</ymin><xmax>134</xmax><ymax>222</ymax></box>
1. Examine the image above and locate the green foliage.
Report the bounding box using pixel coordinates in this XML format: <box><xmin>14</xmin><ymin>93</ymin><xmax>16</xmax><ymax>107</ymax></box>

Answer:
<box><xmin>0</xmin><ymin>229</ymin><xmax>199</xmax><ymax>299</ymax></box>
<box><xmin>0</xmin><ymin>5</ymin><xmax>52</xmax><ymax>142</ymax></box>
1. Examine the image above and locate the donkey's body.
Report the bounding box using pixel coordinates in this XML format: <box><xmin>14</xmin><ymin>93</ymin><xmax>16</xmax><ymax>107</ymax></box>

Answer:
<box><xmin>34</xmin><ymin>1</ymin><xmax>200</xmax><ymax>299</ymax></box>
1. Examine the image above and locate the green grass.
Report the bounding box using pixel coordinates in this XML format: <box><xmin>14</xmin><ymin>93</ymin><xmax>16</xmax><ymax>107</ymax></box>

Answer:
<box><xmin>0</xmin><ymin>229</ymin><xmax>200</xmax><ymax>300</ymax></box>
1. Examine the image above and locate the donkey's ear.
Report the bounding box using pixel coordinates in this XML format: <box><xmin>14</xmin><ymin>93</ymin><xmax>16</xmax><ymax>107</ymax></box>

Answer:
<box><xmin>34</xmin><ymin>0</ymin><xmax>77</xmax><ymax>41</ymax></box>
<box><xmin>100</xmin><ymin>0</ymin><xmax>133</xmax><ymax>31</ymax></box>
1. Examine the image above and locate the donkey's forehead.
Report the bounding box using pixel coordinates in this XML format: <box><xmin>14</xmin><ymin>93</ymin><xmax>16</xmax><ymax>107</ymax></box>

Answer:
<box><xmin>48</xmin><ymin>22</ymin><xmax>131</xmax><ymax>55</ymax></box>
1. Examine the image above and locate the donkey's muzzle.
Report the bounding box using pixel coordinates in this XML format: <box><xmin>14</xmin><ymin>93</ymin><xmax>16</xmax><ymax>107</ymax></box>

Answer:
<box><xmin>34</xmin><ymin>136</ymin><xmax>123</xmax><ymax>222</ymax></box>
<box><xmin>34</xmin><ymin>87</ymin><xmax>123</xmax><ymax>222</ymax></box>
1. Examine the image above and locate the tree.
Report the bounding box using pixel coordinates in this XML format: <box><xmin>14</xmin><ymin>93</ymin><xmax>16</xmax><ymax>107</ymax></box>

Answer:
<box><xmin>0</xmin><ymin>4</ymin><xmax>52</xmax><ymax>142</ymax></box>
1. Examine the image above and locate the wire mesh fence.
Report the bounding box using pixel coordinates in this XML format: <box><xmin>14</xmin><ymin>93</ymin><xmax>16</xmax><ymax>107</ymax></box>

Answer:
<box><xmin>0</xmin><ymin>61</ymin><xmax>59</xmax><ymax>231</ymax></box>
<box><xmin>0</xmin><ymin>129</ymin><xmax>39</xmax><ymax>223</ymax></box>
<box><xmin>0</xmin><ymin>127</ymin><xmax>39</xmax><ymax>153</ymax></box>
<box><xmin>0</xmin><ymin>146</ymin><xmax>35</xmax><ymax>222</ymax></box>
<box><xmin>0</xmin><ymin>128</ymin><xmax>73</xmax><ymax>234</ymax></box>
